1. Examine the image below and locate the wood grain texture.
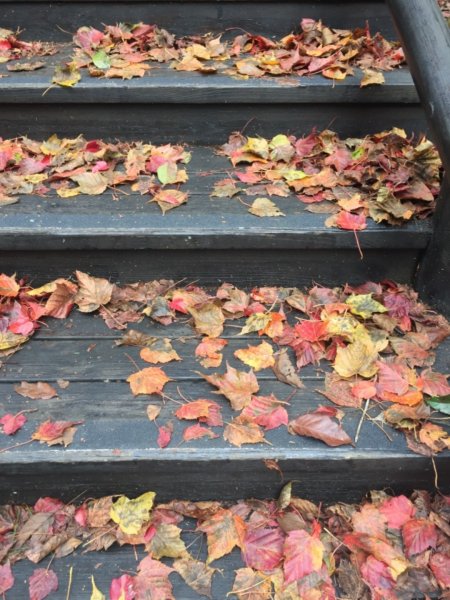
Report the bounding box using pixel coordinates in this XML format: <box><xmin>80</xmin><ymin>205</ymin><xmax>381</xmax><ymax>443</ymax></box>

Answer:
<box><xmin>0</xmin><ymin>300</ymin><xmax>448</xmax><ymax>503</ymax></box>
<box><xmin>1</xmin><ymin>2</ymin><xmax>395</xmax><ymax>40</ymax></box>
<box><xmin>0</xmin><ymin>62</ymin><xmax>417</xmax><ymax>104</ymax></box>
<box><xmin>0</xmin><ymin>103</ymin><xmax>428</xmax><ymax>144</ymax></box>
<box><xmin>2</xmin><ymin>248</ymin><xmax>423</xmax><ymax>287</ymax></box>
<box><xmin>0</xmin><ymin>147</ymin><xmax>432</xmax><ymax>251</ymax></box>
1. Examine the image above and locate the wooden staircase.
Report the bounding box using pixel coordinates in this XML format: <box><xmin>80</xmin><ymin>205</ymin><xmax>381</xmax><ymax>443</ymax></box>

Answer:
<box><xmin>1</xmin><ymin>0</ymin><xmax>449</xmax><ymax>597</ymax></box>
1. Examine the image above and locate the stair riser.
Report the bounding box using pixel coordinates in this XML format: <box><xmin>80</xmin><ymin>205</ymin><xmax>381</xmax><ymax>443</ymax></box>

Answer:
<box><xmin>2</xmin><ymin>248</ymin><xmax>422</xmax><ymax>287</ymax></box>
<box><xmin>1</xmin><ymin>456</ymin><xmax>447</xmax><ymax>504</ymax></box>
<box><xmin>2</xmin><ymin>2</ymin><xmax>394</xmax><ymax>39</ymax></box>
<box><xmin>0</xmin><ymin>104</ymin><xmax>427</xmax><ymax>143</ymax></box>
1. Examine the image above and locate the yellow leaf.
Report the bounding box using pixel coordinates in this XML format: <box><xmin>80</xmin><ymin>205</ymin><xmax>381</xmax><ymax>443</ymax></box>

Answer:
<box><xmin>334</xmin><ymin>339</ymin><xmax>379</xmax><ymax>379</ymax></box>
<box><xmin>234</xmin><ymin>341</ymin><xmax>275</xmax><ymax>371</ymax></box>
<box><xmin>360</xmin><ymin>69</ymin><xmax>385</xmax><ymax>87</ymax></box>
<box><xmin>345</xmin><ymin>294</ymin><xmax>387</xmax><ymax>319</ymax></box>
<box><xmin>57</xmin><ymin>187</ymin><xmax>81</xmax><ymax>198</ymax></box>
<box><xmin>110</xmin><ymin>491</ymin><xmax>156</xmax><ymax>534</ymax></box>
<box><xmin>189</xmin><ymin>301</ymin><xmax>225</xmax><ymax>338</ymax></box>
<box><xmin>0</xmin><ymin>331</ymin><xmax>28</xmax><ymax>351</ymax></box>
<box><xmin>127</xmin><ymin>366</ymin><xmax>170</xmax><ymax>396</ymax></box>
<box><xmin>243</xmin><ymin>137</ymin><xmax>269</xmax><ymax>159</ymax></box>
<box><xmin>248</xmin><ymin>197</ymin><xmax>285</xmax><ymax>218</ymax></box>
<box><xmin>240</xmin><ymin>312</ymin><xmax>270</xmax><ymax>336</ymax></box>
<box><xmin>90</xmin><ymin>576</ymin><xmax>105</xmax><ymax>600</ymax></box>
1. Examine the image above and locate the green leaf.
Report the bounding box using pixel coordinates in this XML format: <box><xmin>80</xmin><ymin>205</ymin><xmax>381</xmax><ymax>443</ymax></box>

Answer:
<box><xmin>426</xmin><ymin>395</ymin><xmax>450</xmax><ymax>415</ymax></box>
<box><xmin>157</xmin><ymin>162</ymin><xmax>178</xmax><ymax>185</ymax></box>
<box><xmin>92</xmin><ymin>49</ymin><xmax>111</xmax><ymax>70</ymax></box>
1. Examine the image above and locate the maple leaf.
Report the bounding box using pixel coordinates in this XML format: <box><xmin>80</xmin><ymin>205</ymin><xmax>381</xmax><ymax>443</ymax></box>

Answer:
<box><xmin>333</xmin><ymin>339</ymin><xmax>379</xmax><ymax>379</ymax></box>
<box><xmin>29</xmin><ymin>568</ymin><xmax>58</xmax><ymax>600</ymax></box>
<box><xmin>272</xmin><ymin>349</ymin><xmax>303</xmax><ymax>388</ymax></box>
<box><xmin>151</xmin><ymin>188</ymin><xmax>188</xmax><ymax>213</ymax></box>
<box><xmin>183</xmin><ymin>424</ymin><xmax>218</xmax><ymax>442</ymax></box>
<box><xmin>44</xmin><ymin>280</ymin><xmax>78</xmax><ymax>319</ymax></box>
<box><xmin>430</xmin><ymin>553</ymin><xmax>450</xmax><ymax>589</ymax></box>
<box><xmin>200</xmin><ymin>364</ymin><xmax>259</xmax><ymax>410</ymax></box>
<box><xmin>109</xmin><ymin>574</ymin><xmax>135</xmax><ymax>600</ymax></box>
<box><xmin>146</xmin><ymin>523</ymin><xmax>187</xmax><ymax>559</ymax></box>
<box><xmin>195</xmin><ymin>337</ymin><xmax>228</xmax><ymax>368</ymax></box>
<box><xmin>418</xmin><ymin>422</ymin><xmax>450</xmax><ymax>453</ymax></box>
<box><xmin>14</xmin><ymin>381</ymin><xmax>58</xmax><ymax>400</ymax></box>
<box><xmin>295</xmin><ymin>319</ymin><xmax>329</xmax><ymax>342</ymax></box>
<box><xmin>0</xmin><ymin>273</ymin><xmax>20</xmax><ymax>297</ymax></box>
<box><xmin>345</xmin><ymin>294</ymin><xmax>387</xmax><ymax>319</ymax></box>
<box><xmin>189</xmin><ymin>301</ymin><xmax>225</xmax><ymax>338</ymax></box>
<box><xmin>110</xmin><ymin>491</ymin><xmax>155</xmax><ymax>535</ymax></box>
<box><xmin>0</xmin><ymin>412</ymin><xmax>27</xmax><ymax>435</ymax></box>
<box><xmin>134</xmin><ymin>556</ymin><xmax>174</xmax><ymax>600</ymax></box>
<box><xmin>239</xmin><ymin>312</ymin><xmax>270</xmax><ymax>336</ymax></box>
<box><xmin>379</xmin><ymin>495</ymin><xmax>416</xmax><ymax>529</ymax></box>
<box><xmin>283</xmin><ymin>529</ymin><xmax>324</xmax><ymax>583</ymax></box>
<box><xmin>198</xmin><ymin>507</ymin><xmax>246</xmax><ymax>563</ymax></box>
<box><xmin>234</xmin><ymin>341</ymin><xmax>275</xmax><ymax>371</ymax></box>
<box><xmin>231</xmin><ymin>568</ymin><xmax>272</xmax><ymax>600</ymax></box>
<box><xmin>402</xmin><ymin>518</ymin><xmax>438</xmax><ymax>557</ymax></box>
<box><xmin>75</xmin><ymin>270</ymin><xmax>114</xmax><ymax>312</ymax></box>
<box><xmin>0</xmin><ymin>562</ymin><xmax>14</xmax><ymax>595</ymax></box>
<box><xmin>140</xmin><ymin>338</ymin><xmax>181</xmax><ymax>364</ymax></box>
<box><xmin>241</xmin><ymin>527</ymin><xmax>284</xmax><ymax>571</ymax></box>
<box><xmin>241</xmin><ymin>395</ymin><xmax>288</xmax><ymax>430</ymax></box>
<box><xmin>127</xmin><ymin>366</ymin><xmax>170</xmax><ymax>396</ymax></box>
<box><xmin>224</xmin><ymin>416</ymin><xmax>266</xmax><ymax>447</ymax></box>
<box><xmin>175</xmin><ymin>399</ymin><xmax>221</xmax><ymax>423</ymax></box>
<box><xmin>343</xmin><ymin>532</ymin><xmax>409</xmax><ymax>580</ymax></box>
<box><xmin>173</xmin><ymin>558</ymin><xmax>215</xmax><ymax>599</ymax></box>
<box><xmin>248</xmin><ymin>197</ymin><xmax>285</xmax><ymax>217</ymax></box>
<box><xmin>157</xmin><ymin>421</ymin><xmax>173</xmax><ymax>448</ymax></box>
<box><xmin>288</xmin><ymin>410</ymin><xmax>352</xmax><ymax>447</ymax></box>
<box><xmin>32</xmin><ymin>419</ymin><xmax>83</xmax><ymax>446</ymax></box>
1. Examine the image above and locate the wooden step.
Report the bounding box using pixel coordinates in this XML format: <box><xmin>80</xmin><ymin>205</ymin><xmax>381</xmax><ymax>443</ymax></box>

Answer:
<box><xmin>1</xmin><ymin>307</ymin><xmax>449</xmax><ymax>505</ymax></box>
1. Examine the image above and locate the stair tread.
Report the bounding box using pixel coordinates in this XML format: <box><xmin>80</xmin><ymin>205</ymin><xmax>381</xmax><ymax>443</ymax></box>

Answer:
<box><xmin>0</xmin><ymin>146</ymin><xmax>432</xmax><ymax>250</ymax></box>
<box><xmin>0</xmin><ymin>52</ymin><xmax>417</xmax><ymax>104</ymax></box>
<box><xmin>1</xmin><ymin>311</ymin><xmax>449</xmax><ymax>462</ymax></box>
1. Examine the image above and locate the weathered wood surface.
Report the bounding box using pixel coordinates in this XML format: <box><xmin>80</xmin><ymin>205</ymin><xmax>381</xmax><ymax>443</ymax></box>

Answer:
<box><xmin>1</xmin><ymin>310</ymin><xmax>448</xmax><ymax>503</ymax></box>
<box><xmin>1</xmin><ymin>2</ymin><xmax>395</xmax><ymax>40</ymax></box>
<box><xmin>0</xmin><ymin>147</ymin><xmax>432</xmax><ymax>251</ymax></box>
<box><xmin>0</xmin><ymin>103</ymin><xmax>428</xmax><ymax>144</ymax></box>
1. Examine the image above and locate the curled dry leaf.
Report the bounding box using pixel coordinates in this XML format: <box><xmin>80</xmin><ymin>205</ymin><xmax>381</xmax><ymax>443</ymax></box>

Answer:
<box><xmin>14</xmin><ymin>381</ymin><xmax>58</xmax><ymax>400</ymax></box>
<box><xmin>272</xmin><ymin>349</ymin><xmax>303</xmax><ymax>388</ymax></box>
<box><xmin>288</xmin><ymin>409</ymin><xmax>353</xmax><ymax>447</ymax></box>
<box><xmin>75</xmin><ymin>270</ymin><xmax>114</xmax><ymax>313</ymax></box>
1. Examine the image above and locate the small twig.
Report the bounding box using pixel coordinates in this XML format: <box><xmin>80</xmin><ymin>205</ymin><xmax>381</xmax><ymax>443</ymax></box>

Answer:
<box><xmin>355</xmin><ymin>399</ymin><xmax>369</xmax><ymax>444</ymax></box>
<box><xmin>65</xmin><ymin>566</ymin><xmax>73</xmax><ymax>600</ymax></box>
<box><xmin>124</xmin><ymin>352</ymin><xmax>140</xmax><ymax>372</ymax></box>
<box><xmin>431</xmin><ymin>455</ymin><xmax>440</xmax><ymax>492</ymax></box>
<box><xmin>0</xmin><ymin>439</ymin><xmax>33</xmax><ymax>453</ymax></box>
<box><xmin>353</xmin><ymin>229</ymin><xmax>364</xmax><ymax>260</ymax></box>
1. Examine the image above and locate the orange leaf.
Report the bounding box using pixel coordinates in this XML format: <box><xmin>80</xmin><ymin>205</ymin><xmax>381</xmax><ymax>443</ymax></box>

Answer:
<box><xmin>223</xmin><ymin>415</ymin><xmax>265</xmax><ymax>447</ymax></box>
<box><xmin>75</xmin><ymin>270</ymin><xmax>113</xmax><ymax>313</ymax></box>
<box><xmin>14</xmin><ymin>381</ymin><xmax>58</xmax><ymax>400</ymax></box>
<box><xmin>381</xmin><ymin>390</ymin><xmax>423</xmax><ymax>406</ymax></box>
<box><xmin>32</xmin><ymin>419</ymin><xmax>83</xmax><ymax>447</ymax></box>
<box><xmin>200</xmin><ymin>364</ymin><xmax>259</xmax><ymax>410</ymax></box>
<box><xmin>0</xmin><ymin>273</ymin><xmax>20</xmax><ymax>297</ymax></box>
<box><xmin>234</xmin><ymin>341</ymin><xmax>275</xmax><ymax>371</ymax></box>
<box><xmin>127</xmin><ymin>367</ymin><xmax>170</xmax><ymax>396</ymax></box>
<box><xmin>183</xmin><ymin>424</ymin><xmax>218</xmax><ymax>442</ymax></box>
<box><xmin>197</xmin><ymin>508</ymin><xmax>246</xmax><ymax>563</ymax></box>
<box><xmin>195</xmin><ymin>337</ymin><xmax>228</xmax><ymax>368</ymax></box>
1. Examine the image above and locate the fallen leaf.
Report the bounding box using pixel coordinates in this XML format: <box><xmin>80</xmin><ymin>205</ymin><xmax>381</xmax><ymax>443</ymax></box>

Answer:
<box><xmin>134</xmin><ymin>556</ymin><xmax>174</xmax><ymax>600</ymax></box>
<box><xmin>248</xmin><ymin>197</ymin><xmax>285</xmax><ymax>217</ymax></box>
<box><xmin>29</xmin><ymin>568</ymin><xmax>58</xmax><ymax>600</ymax></box>
<box><xmin>283</xmin><ymin>529</ymin><xmax>324</xmax><ymax>583</ymax></box>
<box><xmin>189</xmin><ymin>302</ymin><xmax>225</xmax><ymax>338</ymax></box>
<box><xmin>241</xmin><ymin>394</ymin><xmax>289</xmax><ymax>430</ymax></box>
<box><xmin>146</xmin><ymin>404</ymin><xmax>161</xmax><ymax>421</ymax></box>
<box><xmin>272</xmin><ymin>349</ymin><xmax>303</xmax><ymax>387</ymax></box>
<box><xmin>75</xmin><ymin>270</ymin><xmax>113</xmax><ymax>312</ymax></box>
<box><xmin>127</xmin><ymin>367</ymin><xmax>170</xmax><ymax>396</ymax></box>
<box><xmin>90</xmin><ymin>576</ymin><xmax>106</xmax><ymax>600</ymax></box>
<box><xmin>0</xmin><ymin>412</ymin><xmax>27</xmax><ymax>435</ymax></box>
<box><xmin>183</xmin><ymin>423</ymin><xmax>218</xmax><ymax>442</ymax></box>
<box><xmin>242</xmin><ymin>527</ymin><xmax>284</xmax><ymax>570</ymax></box>
<box><xmin>140</xmin><ymin>338</ymin><xmax>181</xmax><ymax>364</ymax></box>
<box><xmin>0</xmin><ymin>562</ymin><xmax>14</xmax><ymax>595</ymax></box>
<box><xmin>231</xmin><ymin>568</ymin><xmax>272</xmax><ymax>600</ymax></box>
<box><xmin>147</xmin><ymin>523</ymin><xmax>187</xmax><ymax>559</ymax></box>
<box><xmin>288</xmin><ymin>410</ymin><xmax>353</xmax><ymax>447</ymax></box>
<box><xmin>157</xmin><ymin>421</ymin><xmax>174</xmax><ymax>448</ymax></box>
<box><xmin>14</xmin><ymin>381</ymin><xmax>58</xmax><ymax>400</ymax></box>
<box><xmin>110</xmin><ymin>491</ymin><xmax>156</xmax><ymax>534</ymax></box>
<box><xmin>173</xmin><ymin>558</ymin><xmax>215</xmax><ymax>598</ymax></box>
<box><xmin>195</xmin><ymin>337</ymin><xmax>228</xmax><ymax>368</ymax></box>
<box><xmin>0</xmin><ymin>273</ymin><xmax>20</xmax><ymax>297</ymax></box>
<box><xmin>402</xmin><ymin>518</ymin><xmax>437</xmax><ymax>557</ymax></box>
<box><xmin>224</xmin><ymin>415</ymin><xmax>265</xmax><ymax>447</ymax></box>
<box><xmin>32</xmin><ymin>420</ymin><xmax>82</xmax><ymax>446</ymax></box>
<box><xmin>200</xmin><ymin>364</ymin><xmax>259</xmax><ymax>410</ymax></box>
<box><xmin>198</xmin><ymin>507</ymin><xmax>246</xmax><ymax>563</ymax></box>
<box><xmin>361</xmin><ymin>68</ymin><xmax>385</xmax><ymax>87</ymax></box>
<box><xmin>109</xmin><ymin>574</ymin><xmax>135</xmax><ymax>600</ymax></box>
<box><xmin>234</xmin><ymin>341</ymin><xmax>275</xmax><ymax>371</ymax></box>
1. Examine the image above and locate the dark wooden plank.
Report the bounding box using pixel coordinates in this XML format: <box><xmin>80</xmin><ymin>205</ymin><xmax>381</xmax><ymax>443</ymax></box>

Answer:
<box><xmin>0</xmin><ymin>146</ymin><xmax>432</xmax><ymax>251</ymax></box>
<box><xmin>2</xmin><ymin>248</ymin><xmax>423</xmax><ymax>287</ymax></box>
<box><xmin>0</xmin><ymin>65</ymin><xmax>417</xmax><ymax>104</ymax></box>
<box><xmin>0</xmin><ymin>103</ymin><xmax>428</xmax><ymax>144</ymax></box>
<box><xmin>0</xmin><ymin>2</ymin><xmax>396</xmax><ymax>40</ymax></box>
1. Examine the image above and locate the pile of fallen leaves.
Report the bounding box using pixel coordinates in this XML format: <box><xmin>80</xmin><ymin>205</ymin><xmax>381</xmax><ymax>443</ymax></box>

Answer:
<box><xmin>54</xmin><ymin>19</ymin><xmax>405</xmax><ymax>87</ymax></box>
<box><xmin>0</xmin><ymin>488</ymin><xmax>449</xmax><ymax>598</ymax></box>
<box><xmin>1</xmin><ymin>273</ymin><xmax>450</xmax><ymax>455</ymax></box>
<box><xmin>214</xmin><ymin>128</ymin><xmax>442</xmax><ymax>228</ymax></box>
<box><xmin>0</xmin><ymin>28</ymin><xmax>58</xmax><ymax>72</ymax></box>
<box><xmin>0</xmin><ymin>136</ymin><xmax>190</xmax><ymax>210</ymax></box>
